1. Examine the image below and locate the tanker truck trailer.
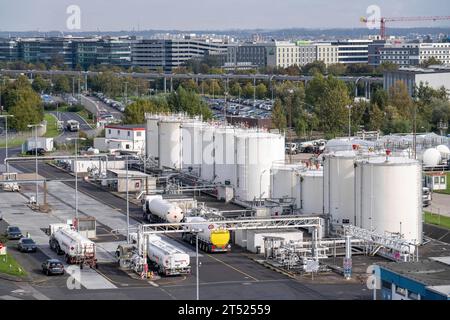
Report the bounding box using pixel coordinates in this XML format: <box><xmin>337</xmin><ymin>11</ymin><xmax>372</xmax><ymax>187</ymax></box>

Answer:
<box><xmin>147</xmin><ymin>235</ymin><xmax>191</xmax><ymax>276</ymax></box>
<box><xmin>182</xmin><ymin>216</ymin><xmax>231</xmax><ymax>253</ymax></box>
<box><xmin>142</xmin><ymin>195</ymin><xmax>184</xmax><ymax>223</ymax></box>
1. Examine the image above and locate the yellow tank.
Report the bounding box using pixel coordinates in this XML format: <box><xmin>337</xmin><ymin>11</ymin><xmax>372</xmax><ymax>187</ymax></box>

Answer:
<box><xmin>210</xmin><ymin>229</ymin><xmax>230</xmax><ymax>247</ymax></box>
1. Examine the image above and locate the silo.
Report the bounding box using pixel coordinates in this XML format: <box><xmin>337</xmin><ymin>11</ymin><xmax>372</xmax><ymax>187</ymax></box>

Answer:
<box><xmin>201</xmin><ymin>125</ymin><xmax>216</xmax><ymax>182</ymax></box>
<box><xmin>270</xmin><ymin>163</ymin><xmax>304</xmax><ymax>208</ymax></box>
<box><xmin>323</xmin><ymin>150</ymin><xmax>357</xmax><ymax>226</ymax></box>
<box><xmin>235</xmin><ymin>131</ymin><xmax>285</xmax><ymax>201</ymax></box>
<box><xmin>182</xmin><ymin>121</ymin><xmax>205</xmax><ymax>176</ymax></box>
<box><xmin>354</xmin><ymin>156</ymin><xmax>422</xmax><ymax>244</ymax></box>
<box><xmin>158</xmin><ymin>119</ymin><xmax>183</xmax><ymax>169</ymax></box>
<box><xmin>145</xmin><ymin>115</ymin><xmax>160</xmax><ymax>159</ymax></box>
<box><xmin>299</xmin><ymin>169</ymin><xmax>323</xmax><ymax>215</ymax></box>
<box><xmin>422</xmin><ymin>148</ymin><xmax>441</xmax><ymax>167</ymax></box>
<box><xmin>214</xmin><ymin>127</ymin><xmax>238</xmax><ymax>186</ymax></box>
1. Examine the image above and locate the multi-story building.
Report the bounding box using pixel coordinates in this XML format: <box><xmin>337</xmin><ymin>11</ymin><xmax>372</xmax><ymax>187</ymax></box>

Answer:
<box><xmin>332</xmin><ymin>39</ymin><xmax>373</xmax><ymax>64</ymax></box>
<box><xmin>368</xmin><ymin>40</ymin><xmax>388</xmax><ymax>66</ymax></box>
<box><xmin>418</xmin><ymin>43</ymin><xmax>450</xmax><ymax>65</ymax></box>
<box><xmin>379</xmin><ymin>44</ymin><xmax>420</xmax><ymax>66</ymax></box>
<box><xmin>18</xmin><ymin>37</ymin><xmax>73</xmax><ymax>67</ymax></box>
<box><xmin>94</xmin><ymin>124</ymin><xmax>146</xmax><ymax>155</ymax></box>
<box><xmin>0</xmin><ymin>39</ymin><xmax>19</xmax><ymax>61</ymax></box>
<box><xmin>132</xmin><ymin>36</ymin><xmax>229</xmax><ymax>72</ymax></box>
<box><xmin>225</xmin><ymin>42</ymin><xmax>268</xmax><ymax>69</ymax></box>
<box><xmin>315</xmin><ymin>43</ymin><xmax>339</xmax><ymax>65</ymax></box>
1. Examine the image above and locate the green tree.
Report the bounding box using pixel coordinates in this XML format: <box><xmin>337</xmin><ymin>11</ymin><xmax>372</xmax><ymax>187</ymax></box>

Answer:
<box><xmin>388</xmin><ymin>80</ymin><xmax>413</xmax><ymax>118</ymax></box>
<box><xmin>371</xmin><ymin>88</ymin><xmax>388</xmax><ymax>110</ymax></box>
<box><xmin>368</xmin><ymin>103</ymin><xmax>385</xmax><ymax>131</ymax></box>
<box><xmin>303</xmin><ymin>61</ymin><xmax>326</xmax><ymax>75</ymax></box>
<box><xmin>229</xmin><ymin>82</ymin><xmax>242</xmax><ymax>97</ymax></box>
<box><xmin>327</xmin><ymin>63</ymin><xmax>347</xmax><ymax>76</ymax></box>
<box><xmin>123</xmin><ymin>99</ymin><xmax>169</xmax><ymax>124</ymax></box>
<box><xmin>31</xmin><ymin>75</ymin><xmax>51</xmax><ymax>93</ymax></box>
<box><xmin>255</xmin><ymin>83</ymin><xmax>268</xmax><ymax>99</ymax></box>
<box><xmin>376</xmin><ymin>61</ymin><xmax>399</xmax><ymax>74</ymax></box>
<box><xmin>6</xmin><ymin>82</ymin><xmax>44</xmax><ymax>131</ymax></box>
<box><xmin>53</xmin><ymin>75</ymin><xmax>71</xmax><ymax>94</ymax></box>
<box><xmin>242</xmin><ymin>82</ymin><xmax>254</xmax><ymax>99</ymax></box>
<box><xmin>420</xmin><ymin>57</ymin><xmax>442</xmax><ymax>68</ymax></box>
<box><xmin>271</xmin><ymin>98</ymin><xmax>286</xmax><ymax>132</ymax></box>
<box><xmin>167</xmin><ymin>86</ymin><xmax>212</xmax><ymax>120</ymax></box>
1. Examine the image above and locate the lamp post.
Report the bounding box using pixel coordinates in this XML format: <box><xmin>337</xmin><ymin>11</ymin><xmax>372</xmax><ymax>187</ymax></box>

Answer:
<box><xmin>287</xmin><ymin>89</ymin><xmax>294</xmax><ymax>164</ymax></box>
<box><xmin>346</xmin><ymin>105</ymin><xmax>352</xmax><ymax>138</ymax></box>
<box><xmin>66</xmin><ymin>136</ymin><xmax>86</xmax><ymax>231</ymax></box>
<box><xmin>191</xmin><ymin>228</ymin><xmax>203</xmax><ymax>300</ymax></box>
<box><xmin>126</xmin><ymin>155</ymin><xmax>130</xmax><ymax>243</ymax></box>
<box><xmin>0</xmin><ymin>115</ymin><xmax>14</xmax><ymax>170</ymax></box>
<box><xmin>28</xmin><ymin>124</ymin><xmax>43</xmax><ymax>204</ymax></box>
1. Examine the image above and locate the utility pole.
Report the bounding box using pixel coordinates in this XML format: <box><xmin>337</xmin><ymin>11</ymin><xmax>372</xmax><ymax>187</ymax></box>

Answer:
<box><xmin>346</xmin><ymin>105</ymin><xmax>352</xmax><ymax>138</ymax></box>
<box><xmin>28</xmin><ymin>124</ymin><xmax>42</xmax><ymax>205</ymax></box>
<box><xmin>126</xmin><ymin>155</ymin><xmax>130</xmax><ymax>243</ymax></box>
<box><xmin>0</xmin><ymin>115</ymin><xmax>14</xmax><ymax>169</ymax></box>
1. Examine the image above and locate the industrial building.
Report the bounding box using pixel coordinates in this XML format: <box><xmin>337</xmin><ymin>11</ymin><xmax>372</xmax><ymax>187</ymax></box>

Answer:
<box><xmin>377</xmin><ymin>256</ymin><xmax>450</xmax><ymax>300</ymax></box>
<box><xmin>106</xmin><ymin>169</ymin><xmax>155</xmax><ymax>193</ymax></box>
<box><xmin>94</xmin><ymin>124</ymin><xmax>146</xmax><ymax>155</ymax></box>
<box><xmin>383</xmin><ymin>66</ymin><xmax>450</xmax><ymax>96</ymax></box>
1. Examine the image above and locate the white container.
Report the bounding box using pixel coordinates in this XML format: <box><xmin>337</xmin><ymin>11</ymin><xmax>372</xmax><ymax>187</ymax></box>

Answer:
<box><xmin>436</xmin><ymin>145</ymin><xmax>450</xmax><ymax>160</ymax></box>
<box><xmin>271</xmin><ymin>163</ymin><xmax>303</xmax><ymax>208</ymax></box>
<box><xmin>52</xmin><ymin>228</ymin><xmax>95</xmax><ymax>258</ymax></box>
<box><xmin>214</xmin><ymin>127</ymin><xmax>238</xmax><ymax>185</ymax></box>
<box><xmin>300</xmin><ymin>169</ymin><xmax>324</xmax><ymax>215</ymax></box>
<box><xmin>143</xmin><ymin>195</ymin><xmax>184</xmax><ymax>223</ymax></box>
<box><xmin>201</xmin><ymin>125</ymin><xmax>216</xmax><ymax>182</ymax></box>
<box><xmin>355</xmin><ymin>156</ymin><xmax>422</xmax><ymax>244</ymax></box>
<box><xmin>181</xmin><ymin>121</ymin><xmax>205</xmax><ymax>175</ymax></box>
<box><xmin>324</xmin><ymin>151</ymin><xmax>356</xmax><ymax>225</ymax></box>
<box><xmin>26</xmin><ymin>137</ymin><xmax>54</xmax><ymax>152</ymax></box>
<box><xmin>147</xmin><ymin>235</ymin><xmax>190</xmax><ymax>275</ymax></box>
<box><xmin>422</xmin><ymin>148</ymin><xmax>441</xmax><ymax>167</ymax></box>
<box><xmin>159</xmin><ymin>120</ymin><xmax>183</xmax><ymax>169</ymax></box>
<box><xmin>246</xmin><ymin>229</ymin><xmax>303</xmax><ymax>254</ymax></box>
<box><xmin>145</xmin><ymin>116</ymin><xmax>159</xmax><ymax>159</ymax></box>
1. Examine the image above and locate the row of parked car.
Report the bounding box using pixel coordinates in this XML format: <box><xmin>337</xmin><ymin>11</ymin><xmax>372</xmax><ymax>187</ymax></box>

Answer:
<box><xmin>285</xmin><ymin>139</ymin><xmax>327</xmax><ymax>154</ymax></box>
<box><xmin>94</xmin><ymin>92</ymin><xmax>126</xmax><ymax>112</ymax></box>
<box><xmin>2</xmin><ymin>224</ymin><xmax>65</xmax><ymax>276</ymax></box>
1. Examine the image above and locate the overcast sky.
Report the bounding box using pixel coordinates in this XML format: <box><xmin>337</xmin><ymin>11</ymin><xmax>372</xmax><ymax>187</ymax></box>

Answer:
<box><xmin>1</xmin><ymin>0</ymin><xmax>449</xmax><ymax>31</ymax></box>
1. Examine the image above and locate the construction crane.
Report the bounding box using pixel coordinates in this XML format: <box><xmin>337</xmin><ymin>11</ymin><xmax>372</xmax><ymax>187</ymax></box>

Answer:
<box><xmin>360</xmin><ymin>16</ymin><xmax>450</xmax><ymax>40</ymax></box>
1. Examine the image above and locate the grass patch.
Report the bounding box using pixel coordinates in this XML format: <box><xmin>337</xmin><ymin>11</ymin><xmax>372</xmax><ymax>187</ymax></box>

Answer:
<box><xmin>0</xmin><ymin>253</ymin><xmax>27</xmax><ymax>277</ymax></box>
<box><xmin>424</xmin><ymin>211</ymin><xmax>450</xmax><ymax>229</ymax></box>
<box><xmin>0</xmin><ymin>136</ymin><xmax>26</xmax><ymax>148</ymax></box>
<box><xmin>434</xmin><ymin>172</ymin><xmax>450</xmax><ymax>195</ymax></box>
<box><xmin>44</xmin><ymin>113</ymin><xmax>60</xmax><ymax>138</ymax></box>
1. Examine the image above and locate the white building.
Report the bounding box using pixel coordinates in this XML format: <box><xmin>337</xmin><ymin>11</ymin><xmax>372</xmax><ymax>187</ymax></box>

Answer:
<box><xmin>316</xmin><ymin>43</ymin><xmax>339</xmax><ymax>66</ymax></box>
<box><xmin>94</xmin><ymin>124</ymin><xmax>145</xmax><ymax>155</ymax></box>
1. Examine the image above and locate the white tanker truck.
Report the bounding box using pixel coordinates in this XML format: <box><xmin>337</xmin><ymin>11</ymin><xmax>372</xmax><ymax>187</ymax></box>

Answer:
<box><xmin>147</xmin><ymin>235</ymin><xmax>191</xmax><ymax>276</ymax></box>
<box><xmin>48</xmin><ymin>224</ymin><xmax>97</xmax><ymax>268</ymax></box>
<box><xmin>182</xmin><ymin>216</ymin><xmax>231</xmax><ymax>253</ymax></box>
<box><xmin>142</xmin><ymin>195</ymin><xmax>184</xmax><ymax>223</ymax></box>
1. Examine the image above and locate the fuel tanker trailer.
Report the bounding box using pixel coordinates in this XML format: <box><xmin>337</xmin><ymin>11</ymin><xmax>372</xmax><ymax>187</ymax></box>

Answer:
<box><xmin>182</xmin><ymin>216</ymin><xmax>231</xmax><ymax>253</ymax></box>
<box><xmin>48</xmin><ymin>224</ymin><xmax>97</xmax><ymax>268</ymax></box>
<box><xmin>147</xmin><ymin>235</ymin><xmax>191</xmax><ymax>276</ymax></box>
<box><xmin>142</xmin><ymin>195</ymin><xmax>184</xmax><ymax>223</ymax></box>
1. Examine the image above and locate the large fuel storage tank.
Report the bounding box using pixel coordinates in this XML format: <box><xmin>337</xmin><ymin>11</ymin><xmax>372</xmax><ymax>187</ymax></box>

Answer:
<box><xmin>145</xmin><ymin>115</ymin><xmax>160</xmax><ymax>159</ymax></box>
<box><xmin>201</xmin><ymin>125</ymin><xmax>216</xmax><ymax>182</ymax></box>
<box><xmin>270</xmin><ymin>163</ymin><xmax>304</xmax><ymax>208</ymax></box>
<box><xmin>181</xmin><ymin>121</ymin><xmax>205</xmax><ymax>176</ymax></box>
<box><xmin>299</xmin><ymin>169</ymin><xmax>323</xmax><ymax>215</ymax></box>
<box><xmin>235</xmin><ymin>131</ymin><xmax>285</xmax><ymax>201</ymax></box>
<box><xmin>436</xmin><ymin>144</ymin><xmax>450</xmax><ymax>160</ymax></box>
<box><xmin>354</xmin><ymin>156</ymin><xmax>422</xmax><ymax>244</ymax></box>
<box><xmin>159</xmin><ymin>119</ymin><xmax>183</xmax><ymax>169</ymax></box>
<box><xmin>323</xmin><ymin>150</ymin><xmax>357</xmax><ymax>226</ymax></box>
<box><xmin>422</xmin><ymin>148</ymin><xmax>442</xmax><ymax>167</ymax></box>
<box><xmin>214</xmin><ymin>127</ymin><xmax>238</xmax><ymax>186</ymax></box>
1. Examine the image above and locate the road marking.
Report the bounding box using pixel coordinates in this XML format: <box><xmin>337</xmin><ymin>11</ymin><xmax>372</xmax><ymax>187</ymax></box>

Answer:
<box><xmin>17</xmin><ymin>283</ymin><xmax>50</xmax><ymax>300</ymax></box>
<box><xmin>148</xmin><ymin>281</ymin><xmax>159</xmax><ymax>287</ymax></box>
<box><xmin>0</xmin><ymin>295</ymin><xmax>23</xmax><ymax>300</ymax></box>
<box><xmin>206</xmin><ymin>254</ymin><xmax>259</xmax><ymax>282</ymax></box>
<box><xmin>159</xmin><ymin>286</ymin><xmax>177</xmax><ymax>300</ymax></box>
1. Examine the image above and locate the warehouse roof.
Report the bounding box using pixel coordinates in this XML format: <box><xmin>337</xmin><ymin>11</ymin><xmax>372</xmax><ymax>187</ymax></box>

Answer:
<box><xmin>107</xmin><ymin>169</ymin><xmax>150</xmax><ymax>177</ymax></box>
<box><xmin>105</xmin><ymin>124</ymin><xmax>145</xmax><ymax>131</ymax></box>
<box><xmin>377</xmin><ymin>257</ymin><xmax>450</xmax><ymax>287</ymax></box>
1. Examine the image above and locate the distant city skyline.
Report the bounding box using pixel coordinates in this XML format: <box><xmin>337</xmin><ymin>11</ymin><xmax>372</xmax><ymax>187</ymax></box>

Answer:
<box><xmin>0</xmin><ymin>0</ymin><xmax>450</xmax><ymax>32</ymax></box>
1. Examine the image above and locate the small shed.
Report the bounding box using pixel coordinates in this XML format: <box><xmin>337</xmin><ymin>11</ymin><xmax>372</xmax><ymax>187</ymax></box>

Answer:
<box><xmin>425</xmin><ymin>172</ymin><xmax>447</xmax><ymax>191</ymax></box>
<box><xmin>106</xmin><ymin>169</ymin><xmax>155</xmax><ymax>193</ymax></box>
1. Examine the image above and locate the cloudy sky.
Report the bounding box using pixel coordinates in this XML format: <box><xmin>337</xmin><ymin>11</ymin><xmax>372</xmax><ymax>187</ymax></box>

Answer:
<box><xmin>0</xmin><ymin>0</ymin><xmax>449</xmax><ymax>31</ymax></box>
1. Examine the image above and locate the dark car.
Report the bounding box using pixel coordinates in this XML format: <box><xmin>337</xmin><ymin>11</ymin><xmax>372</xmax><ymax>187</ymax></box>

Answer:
<box><xmin>42</xmin><ymin>259</ymin><xmax>65</xmax><ymax>276</ymax></box>
<box><xmin>6</xmin><ymin>226</ymin><xmax>23</xmax><ymax>240</ymax></box>
<box><xmin>26</xmin><ymin>148</ymin><xmax>46</xmax><ymax>156</ymax></box>
<box><xmin>17</xmin><ymin>238</ymin><xmax>37</xmax><ymax>253</ymax></box>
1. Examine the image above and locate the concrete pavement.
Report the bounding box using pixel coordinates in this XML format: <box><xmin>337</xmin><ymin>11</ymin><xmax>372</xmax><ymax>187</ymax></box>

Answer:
<box><xmin>429</xmin><ymin>192</ymin><xmax>450</xmax><ymax>217</ymax></box>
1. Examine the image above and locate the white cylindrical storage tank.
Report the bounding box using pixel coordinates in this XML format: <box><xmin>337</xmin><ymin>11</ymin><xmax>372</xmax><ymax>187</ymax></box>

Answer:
<box><xmin>422</xmin><ymin>148</ymin><xmax>441</xmax><ymax>167</ymax></box>
<box><xmin>159</xmin><ymin>119</ymin><xmax>183</xmax><ymax>169</ymax></box>
<box><xmin>201</xmin><ymin>125</ymin><xmax>216</xmax><ymax>182</ymax></box>
<box><xmin>323</xmin><ymin>150</ymin><xmax>357</xmax><ymax>226</ymax></box>
<box><xmin>146</xmin><ymin>195</ymin><xmax>184</xmax><ymax>223</ymax></box>
<box><xmin>182</xmin><ymin>121</ymin><xmax>205</xmax><ymax>176</ymax></box>
<box><xmin>235</xmin><ymin>131</ymin><xmax>285</xmax><ymax>201</ymax></box>
<box><xmin>354</xmin><ymin>156</ymin><xmax>422</xmax><ymax>244</ymax></box>
<box><xmin>214</xmin><ymin>127</ymin><xmax>238</xmax><ymax>185</ymax></box>
<box><xmin>270</xmin><ymin>163</ymin><xmax>303</xmax><ymax>208</ymax></box>
<box><xmin>299</xmin><ymin>169</ymin><xmax>323</xmax><ymax>215</ymax></box>
<box><xmin>436</xmin><ymin>145</ymin><xmax>450</xmax><ymax>160</ymax></box>
<box><xmin>145</xmin><ymin>115</ymin><xmax>160</xmax><ymax>159</ymax></box>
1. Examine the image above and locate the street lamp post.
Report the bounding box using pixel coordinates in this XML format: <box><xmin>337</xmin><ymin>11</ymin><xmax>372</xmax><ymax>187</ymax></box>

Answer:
<box><xmin>28</xmin><ymin>124</ymin><xmax>43</xmax><ymax>204</ymax></box>
<box><xmin>126</xmin><ymin>155</ymin><xmax>130</xmax><ymax>243</ymax></box>
<box><xmin>0</xmin><ymin>115</ymin><xmax>14</xmax><ymax>171</ymax></box>
<box><xmin>66</xmin><ymin>136</ymin><xmax>86</xmax><ymax>231</ymax></box>
<box><xmin>346</xmin><ymin>105</ymin><xmax>352</xmax><ymax>138</ymax></box>
<box><xmin>192</xmin><ymin>228</ymin><xmax>202</xmax><ymax>300</ymax></box>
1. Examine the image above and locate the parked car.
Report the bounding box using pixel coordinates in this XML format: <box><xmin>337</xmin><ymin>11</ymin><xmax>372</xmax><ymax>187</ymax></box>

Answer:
<box><xmin>42</xmin><ymin>259</ymin><xmax>65</xmax><ymax>276</ymax></box>
<box><xmin>6</xmin><ymin>226</ymin><xmax>23</xmax><ymax>240</ymax></box>
<box><xmin>26</xmin><ymin>148</ymin><xmax>46</xmax><ymax>156</ymax></box>
<box><xmin>18</xmin><ymin>238</ymin><xmax>37</xmax><ymax>253</ymax></box>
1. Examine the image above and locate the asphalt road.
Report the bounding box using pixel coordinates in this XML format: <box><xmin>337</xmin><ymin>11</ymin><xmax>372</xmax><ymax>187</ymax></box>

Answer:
<box><xmin>87</xmin><ymin>96</ymin><xmax>123</xmax><ymax>120</ymax></box>
<box><xmin>3</xmin><ymin>161</ymin><xmax>373</xmax><ymax>300</ymax></box>
<box><xmin>47</xmin><ymin>112</ymin><xmax>96</xmax><ymax>143</ymax></box>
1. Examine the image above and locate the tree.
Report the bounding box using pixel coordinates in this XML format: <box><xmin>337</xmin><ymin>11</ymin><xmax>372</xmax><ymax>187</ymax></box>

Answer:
<box><xmin>368</xmin><ymin>103</ymin><xmax>385</xmax><ymax>131</ymax></box>
<box><xmin>255</xmin><ymin>83</ymin><xmax>267</xmax><ymax>99</ymax></box>
<box><xmin>420</xmin><ymin>57</ymin><xmax>442</xmax><ymax>68</ymax></box>
<box><xmin>302</xmin><ymin>61</ymin><xmax>326</xmax><ymax>75</ymax></box>
<box><xmin>229</xmin><ymin>82</ymin><xmax>241</xmax><ymax>97</ymax></box>
<box><xmin>376</xmin><ymin>61</ymin><xmax>399</xmax><ymax>74</ymax></box>
<box><xmin>208</xmin><ymin>80</ymin><xmax>222</xmax><ymax>96</ymax></box>
<box><xmin>388</xmin><ymin>80</ymin><xmax>413</xmax><ymax>118</ymax></box>
<box><xmin>31</xmin><ymin>75</ymin><xmax>51</xmax><ymax>93</ymax></box>
<box><xmin>53</xmin><ymin>75</ymin><xmax>71</xmax><ymax>94</ymax></box>
<box><xmin>271</xmin><ymin>98</ymin><xmax>286</xmax><ymax>132</ymax></box>
<box><xmin>167</xmin><ymin>86</ymin><xmax>212</xmax><ymax>120</ymax></box>
<box><xmin>242</xmin><ymin>82</ymin><xmax>254</xmax><ymax>99</ymax></box>
<box><xmin>327</xmin><ymin>63</ymin><xmax>347</xmax><ymax>76</ymax></box>
<box><xmin>371</xmin><ymin>88</ymin><xmax>388</xmax><ymax>110</ymax></box>
<box><xmin>123</xmin><ymin>99</ymin><xmax>169</xmax><ymax>124</ymax></box>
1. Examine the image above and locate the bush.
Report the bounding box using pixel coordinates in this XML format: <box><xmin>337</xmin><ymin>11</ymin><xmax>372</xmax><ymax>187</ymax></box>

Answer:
<box><xmin>67</xmin><ymin>104</ymin><xmax>83</xmax><ymax>112</ymax></box>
